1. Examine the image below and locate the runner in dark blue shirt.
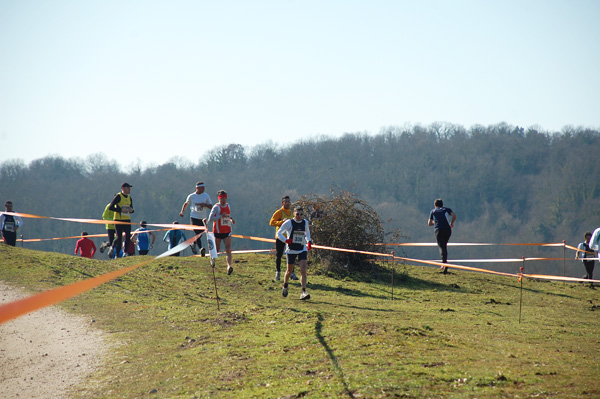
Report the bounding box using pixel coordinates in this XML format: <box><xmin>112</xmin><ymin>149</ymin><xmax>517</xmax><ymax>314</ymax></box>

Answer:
<box><xmin>428</xmin><ymin>199</ymin><xmax>457</xmax><ymax>273</ymax></box>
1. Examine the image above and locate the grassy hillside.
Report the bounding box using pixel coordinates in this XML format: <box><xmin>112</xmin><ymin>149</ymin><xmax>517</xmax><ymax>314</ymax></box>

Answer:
<box><xmin>1</xmin><ymin>245</ymin><xmax>599</xmax><ymax>398</ymax></box>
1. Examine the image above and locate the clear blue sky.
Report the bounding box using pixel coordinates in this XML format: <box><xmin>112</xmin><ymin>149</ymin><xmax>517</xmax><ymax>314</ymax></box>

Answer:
<box><xmin>1</xmin><ymin>0</ymin><xmax>598</xmax><ymax>169</ymax></box>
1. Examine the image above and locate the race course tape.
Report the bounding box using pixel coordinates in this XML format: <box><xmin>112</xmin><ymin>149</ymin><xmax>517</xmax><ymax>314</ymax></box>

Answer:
<box><xmin>0</xmin><ymin>233</ymin><xmax>201</xmax><ymax>325</ymax></box>
<box><xmin>392</xmin><ymin>255</ymin><xmax>600</xmax><ymax>284</ymax></box>
<box><xmin>2</xmin><ymin>211</ymin><xmax>595</xmax><ymax>325</ymax></box>
<box><xmin>21</xmin><ymin>233</ymin><xmax>108</xmax><ymax>242</ymax></box>
<box><xmin>20</xmin><ymin>229</ymin><xmax>169</xmax><ymax>243</ymax></box>
<box><xmin>3</xmin><ymin>211</ymin><xmax>205</xmax><ymax>232</ymax></box>
<box><xmin>377</xmin><ymin>242</ymin><xmax>568</xmax><ymax>248</ymax></box>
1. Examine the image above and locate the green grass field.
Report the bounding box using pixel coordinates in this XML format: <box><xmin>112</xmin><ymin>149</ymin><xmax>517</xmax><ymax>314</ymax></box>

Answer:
<box><xmin>1</xmin><ymin>245</ymin><xmax>599</xmax><ymax>398</ymax></box>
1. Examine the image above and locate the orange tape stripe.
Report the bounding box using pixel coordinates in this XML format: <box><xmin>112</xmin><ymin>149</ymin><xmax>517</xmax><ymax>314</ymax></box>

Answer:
<box><xmin>9</xmin><ymin>211</ymin><xmax>207</xmax><ymax>231</ymax></box>
<box><xmin>231</xmin><ymin>235</ymin><xmax>394</xmax><ymax>256</ymax></box>
<box><xmin>0</xmin><ymin>260</ymin><xmax>150</xmax><ymax>325</ymax></box>
<box><xmin>232</xmin><ymin>234</ymin><xmax>275</xmax><ymax>243</ymax></box>
<box><xmin>0</xmin><ymin>233</ymin><xmax>202</xmax><ymax>325</ymax></box>
<box><xmin>429</xmin><ymin>257</ymin><xmax>580</xmax><ymax>263</ymax></box>
<box><xmin>392</xmin><ymin>255</ymin><xmax>600</xmax><ymax>283</ymax></box>
<box><xmin>10</xmin><ymin>212</ymin><xmax>130</xmax><ymax>225</ymax></box>
<box><xmin>21</xmin><ymin>229</ymin><xmax>171</xmax><ymax>243</ymax></box>
<box><xmin>392</xmin><ymin>255</ymin><xmax>519</xmax><ymax>278</ymax></box>
<box><xmin>9</xmin><ymin>212</ymin><xmax>582</xmax><ymax>252</ymax></box>
<box><xmin>309</xmin><ymin>243</ymin><xmax>393</xmax><ymax>257</ymax></box>
<box><xmin>377</xmin><ymin>242</ymin><xmax>567</xmax><ymax>247</ymax></box>
<box><xmin>21</xmin><ymin>233</ymin><xmax>107</xmax><ymax>242</ymax></box>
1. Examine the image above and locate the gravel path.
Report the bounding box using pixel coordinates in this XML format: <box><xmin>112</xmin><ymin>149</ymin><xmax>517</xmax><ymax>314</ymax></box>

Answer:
<box><xmin>0</xmin><ymin>283</ymin><xmax>108</xmax><ymax>398</ymax></box>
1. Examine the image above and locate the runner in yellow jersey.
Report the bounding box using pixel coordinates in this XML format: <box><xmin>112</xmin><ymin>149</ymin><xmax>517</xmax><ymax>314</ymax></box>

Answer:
<box><xmin>269</xmin><ymin>196</ymin><xmax>298</xmax><ymax>281</ymax></box>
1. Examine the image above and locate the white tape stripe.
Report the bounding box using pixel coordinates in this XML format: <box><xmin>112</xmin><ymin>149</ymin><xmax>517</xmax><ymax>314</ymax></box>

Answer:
<box><xmin>154</xmin><ymin>233</ymin><xmax>202</xmax><ymax>259</ymax></box>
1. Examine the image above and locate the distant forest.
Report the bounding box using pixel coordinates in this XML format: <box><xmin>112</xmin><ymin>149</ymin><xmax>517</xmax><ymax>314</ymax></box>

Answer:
<box><xmin>2</xmin><ymin>122</ymin><xmax>599</xmax><ymax>276</ymax></box>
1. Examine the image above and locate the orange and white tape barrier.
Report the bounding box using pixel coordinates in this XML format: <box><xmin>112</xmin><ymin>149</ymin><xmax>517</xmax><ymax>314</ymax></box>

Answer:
<box><xmin>231</xmin><ymin>234</ymin><xmax>600</xmax><ymax>284</ymax></box>
<box><xmin>376</xmin><ymin>242</ymin><xmax>568</xmax><ymax>248</ymax></box>
<box><xmin>2</xmin><ymin>211</ymin><xmax>205</xmax><ymax>233</ymax></box>
<box><xmin>19</xmin><ymin>228</ymin><xmax>169</xmax><ymax>243</ymax></box>
<box><xmin>0</xmin><ymin>233</ymin><xmax>202</xmax><ymax>325</ymax></box>
<box><xmin>2</xmin><ymin>211</ymin><xmax>597</xmax><ymax>325</ymax></box>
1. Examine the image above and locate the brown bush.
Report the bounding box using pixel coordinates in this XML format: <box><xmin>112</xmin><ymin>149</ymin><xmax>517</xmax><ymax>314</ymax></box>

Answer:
<box><xmin>296</xmin><ymin>189</ymin><xmax>401</xmax><ymax>275</ymax></box>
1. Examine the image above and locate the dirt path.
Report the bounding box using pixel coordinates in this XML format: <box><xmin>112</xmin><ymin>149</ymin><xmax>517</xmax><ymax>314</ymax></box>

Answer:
<box><xmin>0</xmin><ymin>283</ymin><xmax>108</xmax><ymax>398</ymax></box>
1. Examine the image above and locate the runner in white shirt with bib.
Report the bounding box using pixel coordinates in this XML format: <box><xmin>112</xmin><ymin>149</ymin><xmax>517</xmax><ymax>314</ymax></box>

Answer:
<box><xmin>276</xmin><ymin>206</ymin><xmax>313</xmax><ymax>300</ymax></box>
<box><xmin>180</xmin><ymin>181</ymin><xmax>213</xmax><ymax>256</ymax></box>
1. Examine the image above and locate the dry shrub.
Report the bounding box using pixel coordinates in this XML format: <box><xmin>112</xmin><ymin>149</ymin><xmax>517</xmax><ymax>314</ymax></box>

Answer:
<box><xmin>296</xmin><ymin>189</ymin><xmax>400</xmax><ymax>276</ymax></box>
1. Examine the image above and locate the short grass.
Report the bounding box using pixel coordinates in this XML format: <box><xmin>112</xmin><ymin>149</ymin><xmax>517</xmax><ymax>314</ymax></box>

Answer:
<box><xmin>1</xmin><ymin>244</ymin><xmax>599</xmax><ymax>398</ymax></box>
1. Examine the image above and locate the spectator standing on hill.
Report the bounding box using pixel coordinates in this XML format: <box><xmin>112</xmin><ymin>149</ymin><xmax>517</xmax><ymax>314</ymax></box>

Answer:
<box><xmin>277</xmin><ymin>206</ymin><xmax>313</xmax><ymax>300</ymax></box>
<box><xmin>428</xmin><ymin>198</ymin><xmax>457</xmax><ymax>274</ymax></box>
<box><xmin>269</xmin><ymin>195</ymin><xmax>298</xmax><ymax>281</ymax></box>
<box><xmin>577</xmin><ymin>231</ymin><xmax>596</xmax><ymax>288</ymax></box>
<box><xmin>100</xmin><ymin>203</ymin><xmax>116</xmax><ymax>257</ymax></box>
<box><xmin>179</xmin><ymin>181</ymin><xmax>212</xmax><ymax>256</ymax></box>
<box><xmin>133</xmin><ymin>220</ymin><xmax>155</xmax><ymax>256</ymax></box>
<box><xmin>74</xmin><ymin>232</ymin><xmax>97</xmax><ymax>258</ymax></box>
<box><xmin>109</xmin><ymin>183</ymin><xmax>134</xmax><ymax>258</ymax></box>
<box><xmin>163</xmin><ymin>221</ymin><xmax>187</xmax><ymax>256</ymax></box>
<box><xmin>205</xmin><ymin>190</ymin><xmax>235</xmax><ymax>275</ymax></box>
<box><xmin>126</xmin><ymin>235</ymin><xmax>136</xmax><ymax>256</ymax></box>
<box><xmin>1</xmin><ymin>201</ymin><xmax>23</xmax><ymax>246</ymax></box>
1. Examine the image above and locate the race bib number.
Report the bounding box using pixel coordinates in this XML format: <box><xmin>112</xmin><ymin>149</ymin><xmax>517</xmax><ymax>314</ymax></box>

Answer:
<box><xmin>4</xmin><ymin>222</ymin><xmax>14</xmax><ymax>232</ymax></box>
<box><xmin>221</xmin><ymin>214</ymin><xmax>231</xmax><ymax>226</ymax></box>
<box><xmin>192</xmin><ymin>202</ymin><xmax>204</xmax><ymax>212</ymax></box>
<box><xmin>121</xmin><ymin>206</ymin><xmax>131</xmax><ymax>214</ymax></box>
<box><xmin>292</xmin><ymin>231</ymin><xmax>306</xmax><ymax>245</ymax></box>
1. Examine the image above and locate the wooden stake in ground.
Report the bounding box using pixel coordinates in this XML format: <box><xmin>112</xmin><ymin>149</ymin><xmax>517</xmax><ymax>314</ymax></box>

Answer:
<box><xmin>391</xmin><ymin>251</ymin><xmax>395</xmax><ymax>301</ymax></box>
<box><xmin>519</xmin><ymin>263</ymin><xmax>524</xmax><ymax>324</ymax></box>
<box><xmin>210</xmin><ymin>258</ymin><xmax>220</xmax><ymax>312</ymax></box>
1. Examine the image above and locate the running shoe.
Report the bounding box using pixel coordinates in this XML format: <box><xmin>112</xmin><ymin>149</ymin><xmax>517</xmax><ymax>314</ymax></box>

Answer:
<box><xmin>210</xmin><ymin>258</ymin><xmax>215</xmax><ymax>268</ymax></box>
<box><xmin>282</xmin><ymin>285</ymin><xmax>288</xmax><ymax>298</ymax></box>
<box><xmin>290</xmin><ymin>272</ymin><xmax>299</xmax><ymax>280</ymax></box>
<box><xmin>275</xmin><ymin>271</ymin><xmax>281</xmax><ymax>281</ymax></box>
<box><xmin>300</xmin><ymin>291</ymin><xmax>311</xmax><ymax>300</ymax></box>
<box><xmin>227</xmin><ymin>266</ymin><xmax>233</xmax><ymax>275</ymax></box>
<box><xmin>200</xmin><ymin>247</ymin><xmax>206</xmax><ymax>257</ymax></box>
<box><xmin>107</xmin><ymin>247</ymin><xmax>114</xmax><ymax>259</ymax></box>
<box><xmin>99</xmin><ymin>241</ymin><xmax>108</xmax><ymax>253</ymax></box>
<box><xmin>191</xmin><ymin>243</ymin><xmax>198</xmax><ymax>255</ymax></box>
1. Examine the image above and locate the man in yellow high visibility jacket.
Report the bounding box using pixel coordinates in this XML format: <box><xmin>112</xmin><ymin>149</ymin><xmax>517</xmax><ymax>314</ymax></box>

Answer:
<box><xmin>108</xmin><ymin>183</ymin><xmax>135</xmax><ymax>258</ymax></box>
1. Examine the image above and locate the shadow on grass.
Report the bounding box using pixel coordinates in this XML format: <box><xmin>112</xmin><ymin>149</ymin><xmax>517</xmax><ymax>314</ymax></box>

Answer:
<box><xmin>307</xmin><ymin>282</ymin><xmax>389</xmax><ymax>300</ymax></box>
<box><xmin>315</xmin><ymin>312</ymin><xmax>355</xmax><ymax>398</ymax></box>
<box><xmin>470</xmin><ymin>276</ymin><xmax>579</xmax><ymax>300</ymax></box>
<box><xmin>311</xmin><ymin>298</ymin><xmax>398</xmax><ymax>313</ymax></box>
<box><xmin>308</xmin><ymin>273</ymin><xmax>461</xmax><ymax>303</ymax></box>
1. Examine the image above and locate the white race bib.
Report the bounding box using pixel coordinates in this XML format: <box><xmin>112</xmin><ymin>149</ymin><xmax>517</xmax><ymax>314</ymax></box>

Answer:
<box><xmin>292</xmin><ymin>231</ymin><xmax>305</xmax><ymax>245</ymax></box>
<box><xmin>121</xmin><ymin>206</ymin><xmax>131</xmax><ymax>214</ymax></box>
<box><xmin>221</xmin><ymin>214</ymin><xmax>231</xmax><ymax>226</ymax></box>
<box><xmin>4</xmin><ymin>222</ymin><xmax>15</xmax><ymax>232</ymax></box>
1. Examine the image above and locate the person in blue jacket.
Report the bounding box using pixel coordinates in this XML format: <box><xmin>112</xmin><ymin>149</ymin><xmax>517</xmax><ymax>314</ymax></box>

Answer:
<box><xmin>133</xmin><ymin>220</ymin><xmax>156</xmax><ymax>256</ymax></box>
<box><xmin>163</xmin><ymin>221</ymin><xmax>187</xmax><ymax>256</ymax></box>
